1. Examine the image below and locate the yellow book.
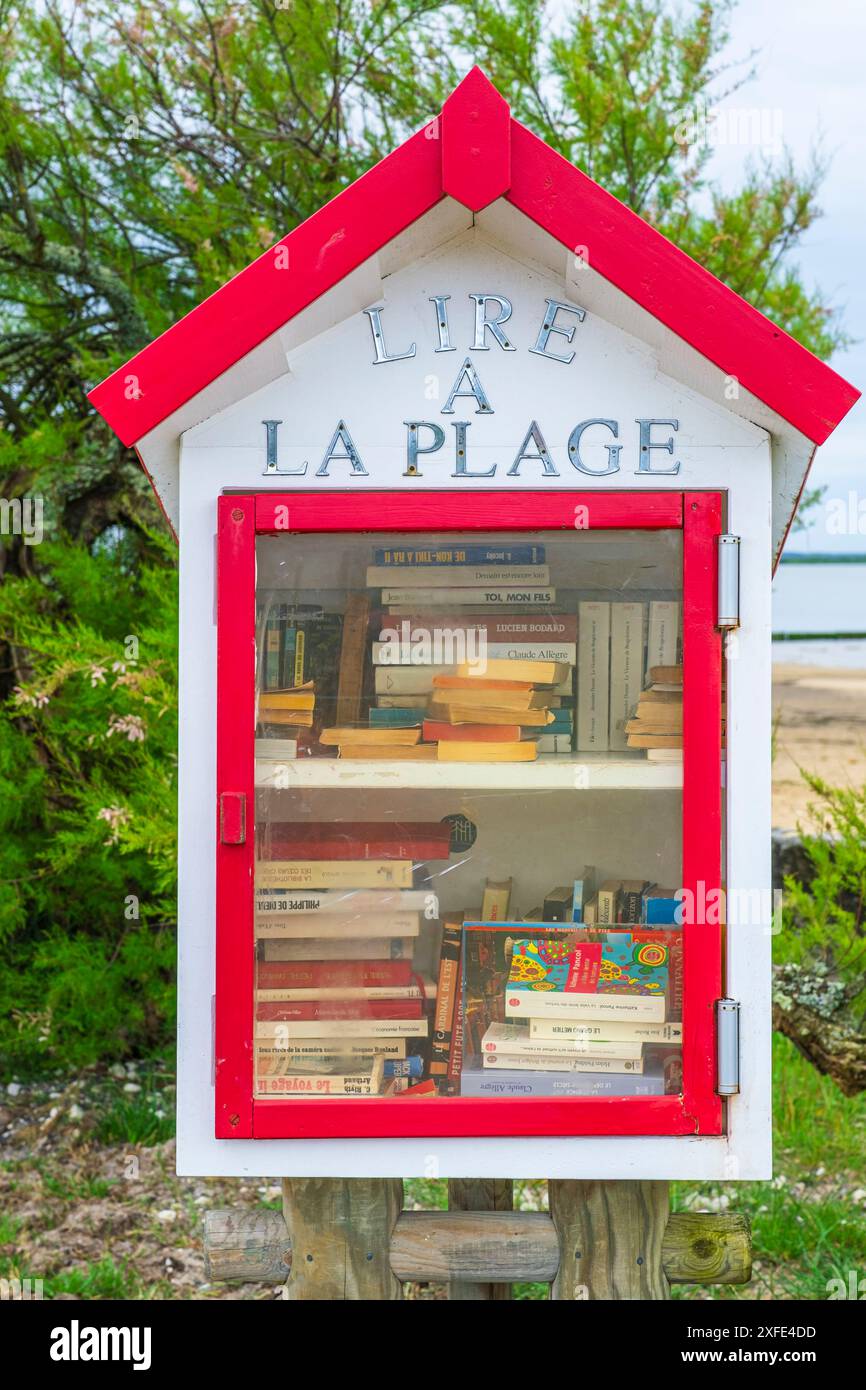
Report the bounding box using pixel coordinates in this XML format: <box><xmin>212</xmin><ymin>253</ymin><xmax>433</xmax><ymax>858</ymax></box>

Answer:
<box><xmin>259</xmin><ymin>690</ymin><xmax>316</xmax><ymax>711</ymax></box>
<box><xmin>437</xmin><ymin>740</ymin><xmax>537</xmax><ymax>762</ymax></box>
<box><xmin>256</xmin><ymin>860</ymin><xmax>415</xmax><ymax>890</ymax></box>
<box><xmin>338</xmin><ymin>744</ymin><xmax>438</xmax><ymax>760</ymax></box>
<box><xmin>454</xmin><ymin>659</ymin><xmax>569</xmax><ymax>686</ymax></box>
<box><xmin>320</xmin><ymin>726</ymin><xmax>421</xmax><ymax>746</ymax></box>
<box><xmin>428</xmin><ymin>687</ymin><xmax>552</xmax><ymax>710</ymax></box>
<box><xmin>429</xmin><ymin>703</ymin><xmax>555</xmax><ymax>727</ymax></box>
<box><xmin>261</xmin><ymin>709</ymin><xmax>314</xmax><ymax>727</ymax></box>
<box><xmin>626</xmin><ymin>733</ymin><xmax>683</xmax><ymax>749</ymax></box>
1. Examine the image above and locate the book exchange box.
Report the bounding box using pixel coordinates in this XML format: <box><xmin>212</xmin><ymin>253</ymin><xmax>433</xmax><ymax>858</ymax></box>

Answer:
<box><xmin>89</xmin><ymin>70</ymin><xmax>859</xmax><ymax>1180</ymax></box>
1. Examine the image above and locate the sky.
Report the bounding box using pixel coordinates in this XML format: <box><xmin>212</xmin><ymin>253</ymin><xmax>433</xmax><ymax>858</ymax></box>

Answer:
<box><xmin>708</xmin><ymin>0</ymin><xmax>865</xmax><ymax>553</ymax></box>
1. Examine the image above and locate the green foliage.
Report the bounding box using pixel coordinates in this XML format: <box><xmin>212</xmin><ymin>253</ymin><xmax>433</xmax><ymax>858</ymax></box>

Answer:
<box><xmin>0</xmin><ymin>0</ymin><xmax>850</xmax><ymax>1074</ymax></box>
<box><xmin>0</xmin><ymin>531</ymin><xmax>178</xmax><ymax>1071</ymax></box>
<box><xmin>778</xmin><ymin>774</ymin><xmax>866</xmax><ymax>1020</ymax></box>
<box><xmin>93</xmin><ymin>1079</ymin><xmax>176</xmax><ymax>1147</ymax></box>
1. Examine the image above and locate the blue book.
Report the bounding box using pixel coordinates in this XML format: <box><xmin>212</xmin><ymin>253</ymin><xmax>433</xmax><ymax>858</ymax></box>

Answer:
<box><xmin>571</xmin><ymin>867</ymin><xmax>597</xmax><ymax>923</ymax></box>
<box><xmin>372</xmin><ymin>544</ymin><xmax>546</xmax><ymax>566</ymax></box>
<box><xmin>384</xmin><ymin>1056</ymin><xmax>424</xmax><ymax>1078</ymax></box>
<box><xmin>369</xmin><ymin>708</ymin><xmax>422</xmax><ymax>727</ymax></box>
<box><xmin>459</xmin><ymin>1063</ymin><xmax>665</xmax><ymax>1098</ymax></box>
<box><xmin>641</xmin><ymin>888</ymin><xmax>682</xmax><ymax>925</ymax></box>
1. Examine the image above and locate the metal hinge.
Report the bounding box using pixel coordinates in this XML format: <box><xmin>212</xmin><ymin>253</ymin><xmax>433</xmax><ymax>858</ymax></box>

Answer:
<box><xmin>717</xmin><ymin>534</ymin><xmax>740</xmax><ymax>628</ymax></box>
<box><xmin>715</xmin><ymin>998</ymin><xmax>740</xmax><ymax>1095</ymax></box>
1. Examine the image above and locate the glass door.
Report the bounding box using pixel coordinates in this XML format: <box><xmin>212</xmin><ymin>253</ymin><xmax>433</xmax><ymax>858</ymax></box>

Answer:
<box><xmin>215</xmin><ymin>492</ymin><xmax>723</xmax><ymax>1139</ymax></box>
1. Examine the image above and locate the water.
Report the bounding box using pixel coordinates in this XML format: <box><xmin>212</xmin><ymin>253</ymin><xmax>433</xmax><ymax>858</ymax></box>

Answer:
<box><xmin>772</xmin><ymin>561</ymin><xmax>866</xmax><ymax>668</ymax></box>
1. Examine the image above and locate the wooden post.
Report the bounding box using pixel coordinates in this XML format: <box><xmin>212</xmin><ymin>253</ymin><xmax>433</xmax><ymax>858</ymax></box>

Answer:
<box><xmin>549</xmin><ymin>1180</ymin><xmax>670</xmax><ymax>1300</ymax></box>
<box><xmin>281</xmin><ymin>1178</ymin><xmax>403</xmax><ymax>1300</ymax></box>
<box><xmin>447</xmin><ymin>1179</ymin><xmax>514</xmax><ymax>1300</ymax></box>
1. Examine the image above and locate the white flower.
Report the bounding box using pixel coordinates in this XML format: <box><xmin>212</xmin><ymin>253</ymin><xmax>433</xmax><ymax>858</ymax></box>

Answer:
<box><xmin>97</xmin><ymin>805</ymin><xmax>131</xmax><ymax>845</ymax></box>
<box><xmin>90</xmin><ymin>666</ymin><xmax>107</xmax><ymax>686</ymax></box>
<box><xmin>106</xmin><ymin>714</ymin><xmax>146</xmax><ymax>742</ymax></box>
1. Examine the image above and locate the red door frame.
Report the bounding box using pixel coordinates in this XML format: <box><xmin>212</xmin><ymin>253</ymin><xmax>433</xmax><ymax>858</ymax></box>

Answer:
<box><xmin>215</xmin><ymin>490</ymin><xmax>722</xmax><ymax>1139</ymax></box>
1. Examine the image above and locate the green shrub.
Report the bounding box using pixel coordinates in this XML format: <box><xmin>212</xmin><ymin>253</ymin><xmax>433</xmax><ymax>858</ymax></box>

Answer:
<box><xmin>0</xmin><ymin>533</ymin><xmax>178</xmax><ymax>1074</ymax></box>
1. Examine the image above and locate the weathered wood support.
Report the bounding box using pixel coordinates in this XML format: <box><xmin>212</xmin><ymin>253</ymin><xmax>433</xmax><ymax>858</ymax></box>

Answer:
<box><xmin>281</xmin><ymin>1178</ymin><xmax>404</xmax><ymax>1300</ymax></box>
<box><xmin>549</xmin><ymin>1180</ymin><xmax>670</xmax><ymax>1300</ymax></box>
<box><xmin>203</xmin><ymin>1195</ymin><xmax>752</xmax><ymax>1292</ymax></box>
<box><xmin>447</xmin><ymin>1178</ymin><xmax>514</xmax><ymax>1300</ymax></box>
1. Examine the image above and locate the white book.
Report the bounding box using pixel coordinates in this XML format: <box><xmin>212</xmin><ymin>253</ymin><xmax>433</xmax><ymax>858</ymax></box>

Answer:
<box><xmin>256</xmin><ymin>1038</ymin><xmax>406</xmax><ymax>1059</ymax></box>
<box><xmin>381</xmin><ymin>587</ymin><xmax>556</xmax><ymax>606</ymax></box>
<box><xmin>482</xmin><ymin>1052</ymin><xmax>644</xmax><ymax>1074</ymax></box>
<box><xmin>367</xmin><ymin>565</ymin><xmax>549</xmax><ymax>587</ymax></box>
<box><xmin>255</xmin><ymin>738</ymin><xmax>298</xmax><ymax>760</ymax></box>
<box><xmin>505</xmin><ymin>991</ymin><xmax>666</xmax><ymax>1022</ymax></box>
<box><xmin>254</xmin><ymin>911</ymin><xmax>421</xmax><ymax>940</ymax></box>
<box><xmin>608</xmin><ymin>602</ymin><xmax>645</xmax><ymax>751</ymax></box>
<box><xmin>255</xmin><ymin>1018</ymin><xmax>428</xmax><ymax>1039</ymax></box>
<box><xmin>530</xmin><ymin>1017</ymin><xmax>682</xmax><ymax>1042</ymax></box>
<box><xmin>646</xmin><ymin>600</ymin><xmax>680</xmax><ymax>678</ymax></box>
<box><xmin>255</xmin><ymin>889</ymin><xmax>431</xmax><ymax>914</ymax></box>
<box><xmin>256</xmin><ymin>985</ymin><xmax>423</xmax><ymax>1002</ymax></box>
<box><xmin>261</xmin><ymin>938</ymin><xmax>414</xmax><ymax>961</ymax></box>
<box><xmin>481</xmin><ymin>1022</ymin><xmax>643</xmax><ymax>1060</ymax></box>
<box><xmin>577</xmin><ymin>601</ymin><xmax>610</xmax><ymax>751</ymax></box>
<box><xmin>646</xmin><ymin>748</ymin><xmax>683</xmax><ymax>763</ymax></box>
<box><xmin>372</xmin><ymin>641</ymin><xmax>576</xmax><ymax>665</ymax></box>
<box><xmin>535</xmin><ymin>734</ymin><xmax>573</xmax><ymax>754</ymax></box>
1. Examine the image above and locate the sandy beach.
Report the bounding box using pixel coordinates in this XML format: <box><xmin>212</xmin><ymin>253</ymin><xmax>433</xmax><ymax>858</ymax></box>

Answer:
<box><xmin>771</xmin><ymin>664</ymin><xmax>866</xmax><ymax>829</ymax></box>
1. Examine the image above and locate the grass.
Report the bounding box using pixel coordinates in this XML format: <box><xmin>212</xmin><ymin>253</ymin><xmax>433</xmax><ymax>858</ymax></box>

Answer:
<box><xmin>404</xmin><ymin>1036</ymin><xmax>866</xmax><ymax>1300</ymax></box>
<box><xmin>92</xmin><ymin>1081</ymin><xmax>176</xmax><ymax>1147</ymax></box>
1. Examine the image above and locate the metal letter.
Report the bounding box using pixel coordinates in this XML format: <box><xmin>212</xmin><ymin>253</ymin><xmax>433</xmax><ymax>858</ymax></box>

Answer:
<box><xmin>316</xmin><ymin>420</ymin><xmax>368</xmax><ymax>476</ymax></box>
<box><xmin>404</xmin><ymin>421</ymin><xmax>445</xmax><ymax>477</ymax></box>
<box><xmin>451</xmin><ymin>421</ymin><xmax>496</xmax><ymax>477</ymax></box>
<box><xmin>470</xmin><ymin>293</ymin><xmax>516</xmax><ymax>351</ymax></box>
<box><xmin>441</xmin><ymin>356</ymin><xmax>494</xmax><ymax>414</ymax></box>
<box><xmin>429</xmin><ymin>296</ymin><xmax>456</xmax><ymax>353</ymax></box>
<box><xmin>507</xmin><ymin>420</ymin><xmax>559</xmax><ymax>476</ymax></box>
<box><xmin>529</xmin><ymin>297</ymin><xmax>587</xmax><ymax>365</ymax></box>
<box><xmin>567</xmin><ymin>418</ymin><xmax>622</xmax><ymax>476</ymax></box>
<box><xmin>636</xmin><ymin>418</ymin><xmax>681</xmax><ymax>474</ymax></box>
<box><xmin>261</xmin><ymin>419</ymin><xmax>308</xmax><ymax>476</ymax></box>
<box><xmin>363</xmin><ymin>306</ymin><xmax>416</xmax><ymax>364</ymax></box>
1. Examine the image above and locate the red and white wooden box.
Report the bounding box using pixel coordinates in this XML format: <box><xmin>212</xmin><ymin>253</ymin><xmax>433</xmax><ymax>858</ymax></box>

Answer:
<box><xmin>89</xmin><ymin>70</ymin><xmax>858</xmax><ymax>1180</ymax></box>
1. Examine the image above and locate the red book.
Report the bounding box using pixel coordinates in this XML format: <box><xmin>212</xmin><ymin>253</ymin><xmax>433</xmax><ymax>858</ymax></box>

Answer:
<box><xmin>257</xmin><ymin>960</ymin><xmax>413</xmax><ymax>989</ymax></box>
<box><xmin>260</xmin><ymin>821</ymin><xmax>452</xmax><ymax>861</ymax></box>
<box><xmin>379</xmin><ymin>614</ymin><xmax>577</xmax><ymax>641</ymax></box>
<box><xmin>256</xmin><ymin>999</ymin><xmax>423</xmax><ymax>1022</ymax></box>
<box><xmin>422</xmin><ymin>720</ymin><xmax>522</xmax><ymax>743</ymax></box>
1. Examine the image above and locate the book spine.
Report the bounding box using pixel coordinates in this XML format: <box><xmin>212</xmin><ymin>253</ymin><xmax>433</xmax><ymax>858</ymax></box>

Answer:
<box><xmin>371</xmin><ymin>545</ymin><xmax>546</xmax><ymax>565</ymax></box>
<box><xmin>261</xmin><ymin>834</ymin><xmax>450</xmax><ymax>861</ymax></box>
<box><xmin>371</xmin><ymin>641</ymin><xmax>576</xmax><ymax>665</ymax></box>
<box><xmin>529</xmin><ymin>1018</ymin><xmax>683</xmax><ymax>1042</ymax></box>
<box><xmin>255</xmin><ymin>860</ymin><xmax>415</xmax><ymax>890</ymax></box>
<box><xmin>577</xmin><ymin>602</ymin><xmax>610</xmax><ymax>751</ymax></box>
<box><xmin>505</xmin><ymin>993</ymin><xmax>666</xmax><ymax>1022</ymax></box>
<box><xmin>256</xmin><ymin>1039</ymin><xmax>406</xmax><ymax>1059</ymax></box>
<box><xmin>257</xmin><ymin>960</ymin><xmax>413</xmax><ymax>989</ymax></box>
<box><xmin>379</xmin><ymin>615</ymin><xmax>576</xmax><ymax>640</ymax></box>
<box><xmin>384</xmin><ymin>1055</ymin><xmax>424</xmax><ymax>1078</ymax></box>
<box><xmin>254</xmin><ymin>911</ymin><xmax>421</xmax><ymax>939</ymax></box>
<box><xmin>255</xmin><ymin>1073</ymin><xmax>382</xmax><ymax>1096</ymax></box>
<box><xmin>256</xmin><ymin>1018</ymin><xmax>429</xmax><ymax>1038</ymax></box>
<box><xmin>482</xmin><ymin>1053</ymin><xmax>644</xmax><ymax>1073</ymax></box>
<box><xmin>459</xmin><ymin>1068</ymin><xmax>664</xmax><ymax>1098</ymax></box>
<box><xmin>368</xmin><ymin>565</ymin><xmax>550</xmax><ymax>587</ymax></box>
<box><xmin>430</xmin><ymin>917</ymin><xmax>463</xmax><ymax>1090</ymax></box>
<box><xmin>255</xmin><ymin>889</ymin><xmax>429</xmax><ymax>913</ymax></box>
<box><xmin>335</xmin><ymin>592</ymin><xmax>369</xmax><ymax>725</ymax></box>
<box><xmin>256</xmin><ymin>985</ymin><xmax>422</xmax><ymax>1003</ymax></box>
<box><xmin>261</xmin><ymin>937</ymin><xmax>413</xmax><ymax>961</ymax></box>
<box><xmin>609</xmin><ymin>602</ymin><xmax>645</xmax><ymax>751</ymax></box>
<box><xmin>381</xmin><ymin>587</ymin><xmax>556</xmax><ymax>606</ymax></box>
<box><xmin>646</xmin><ymin>601</ymin><xmax>680</xmax><ymax>678</ymax></box>
<box><xmin>256</xmin><ymin>999</ymin><xmax>423</xmax><ymax>1022</ymax></box>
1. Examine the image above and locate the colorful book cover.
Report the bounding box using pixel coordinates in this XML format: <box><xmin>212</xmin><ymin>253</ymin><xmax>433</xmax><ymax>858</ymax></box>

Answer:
<box><xmin>505</xmin><ymin>933</ymin><xmax>670</xmax><ymax>997</ymax></box>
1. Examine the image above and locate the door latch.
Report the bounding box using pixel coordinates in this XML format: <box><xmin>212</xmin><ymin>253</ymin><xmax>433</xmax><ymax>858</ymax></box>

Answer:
<box><xmin>219</xmin><ymin>792</ymin><xmax>247</xmax><ymax>844</ymax></box>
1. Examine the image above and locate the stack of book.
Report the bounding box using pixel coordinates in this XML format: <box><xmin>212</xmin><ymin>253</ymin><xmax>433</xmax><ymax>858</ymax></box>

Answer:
<box><xmin>461</xmin><ymin>930</ymin><xmax>682</xmax><ymax>1098</ymax></box>
<box><xmin>257</xmin><ymin>601</ymin><xmax>345</xmax><ymax>756</ymax></box>
<box><xmin>253</xmin><ymin>821</ymin><xmax>449</xmax><ymax>1096</ymax></box>
<box><xmin>362</xmin><ymin>542</ymin><xmax>579</xmax><ymax>761</ymax></box>
<box><xmin>577</xmin><ymin>600</ymin><xmax>680</xmax><ymax>753</ymax></box>
<box><xmin>625</xmin><ymin>664</ymin><xmax>683</xmax><ymax>759</ymax></box>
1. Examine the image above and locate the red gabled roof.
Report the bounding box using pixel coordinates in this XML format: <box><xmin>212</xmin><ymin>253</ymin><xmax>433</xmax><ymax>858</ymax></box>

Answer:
<box><xmin>88</xmin><ymin>68</ymin><xmax>858</xmax><ymax>449</ymax></box>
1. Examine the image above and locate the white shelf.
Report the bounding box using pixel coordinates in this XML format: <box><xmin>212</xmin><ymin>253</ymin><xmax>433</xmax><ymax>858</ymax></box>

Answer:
<box><xmin>254</xmin><ymin>754</ymin><xmax>682</xmax><ymax>792</ymax></box>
